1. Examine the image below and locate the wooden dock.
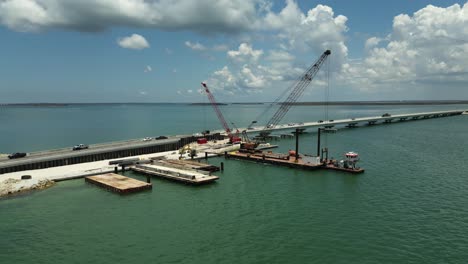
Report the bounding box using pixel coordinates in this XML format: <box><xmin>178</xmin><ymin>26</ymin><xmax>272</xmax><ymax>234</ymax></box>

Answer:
<box><xmin>85</xmin><ymin>173</ymin><xmax>152</xmax><ymax>194</ymax></box>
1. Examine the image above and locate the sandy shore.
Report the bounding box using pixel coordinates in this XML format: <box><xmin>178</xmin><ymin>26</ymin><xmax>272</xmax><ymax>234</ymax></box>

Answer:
<box><xmin>0</xmin><ymin>140</ymin><xmax>238</xmax><ymax>198</ymax></box>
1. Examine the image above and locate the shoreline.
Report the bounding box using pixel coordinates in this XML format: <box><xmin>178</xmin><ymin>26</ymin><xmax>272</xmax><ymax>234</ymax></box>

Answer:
<box><xmin>0</xmin><ymin>139</ymin><xmax>238</xmax><ymax>198</ymax></box>
<box><xmin>1</xmin><ymin>100</ymin><xmax>468</xmax><ymax>107</ymax></box>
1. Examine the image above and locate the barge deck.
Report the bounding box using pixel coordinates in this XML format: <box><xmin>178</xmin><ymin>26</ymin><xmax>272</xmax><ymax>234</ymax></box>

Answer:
<box><xmin>132</xmin><ymin>163</ymin><xmax>219</xmax><ymax>185</ymax></box>
<box><xmin>226</xmin><ymin>151</ymin><xmax>364</xmax><ymax>174</ymax></box>
<box><xmin>85</xmin><ymin>173</ymin><xmax>152</xmax><ymax>194</ymax></box>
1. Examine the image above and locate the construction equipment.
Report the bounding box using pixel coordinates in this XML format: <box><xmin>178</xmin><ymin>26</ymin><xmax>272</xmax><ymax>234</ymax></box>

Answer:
<box><xmin>259</xmin><ymin>50</ymin><xmax>331</xmax><ymax>137</ymax></box>
<box><xmin>246</xmin><ymin>79</ymin><xmax>298</xmax><ymax>130</ymax></box>
<box><xmin>201</xmin><ymin>82</ymin><xmax>241</xmax><ymax>144</ymax></box>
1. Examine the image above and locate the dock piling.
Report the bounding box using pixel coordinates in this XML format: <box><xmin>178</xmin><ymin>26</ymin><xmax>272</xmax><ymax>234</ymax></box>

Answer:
<box><xmin>317</xmin><ymin>128</ymin><xmax>322</xmax><ymax>157</ymax></box>
<box><xmin>220</xmin><ymin>162</ymin><xmax>224</xmax><ymax>171</ymax></box>
<box><xmin>295</xmin><ymin>128</ymin><xmax>300</xmax><ymax>161</ymax></box>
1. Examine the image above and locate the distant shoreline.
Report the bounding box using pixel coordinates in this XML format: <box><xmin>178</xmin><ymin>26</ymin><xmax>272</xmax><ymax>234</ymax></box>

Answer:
<box><xmin>1</xmin><ymin>100</ymin><xmax>468</xmax><ymax>107</ymax></box>
<box><xmin>190</xmin><ymin>102</ymin><xmax>228</xmax><ymax>106</ymax></box>
<box><xmin>281</xmin><ymin>100</ymin><xmax>468</xmax><ymax>106</ymax></box>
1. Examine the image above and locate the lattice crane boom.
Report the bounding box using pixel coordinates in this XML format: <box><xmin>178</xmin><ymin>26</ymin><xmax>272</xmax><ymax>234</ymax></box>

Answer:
<box><xmin>201</xmin><ymin>82</ymin><xmax>240</xmax><ymax>143</ymax></box>
<box><xmin>263</xmin><ymin>50</ymin><xmax>331</xmax><ymax>132</ymax></box>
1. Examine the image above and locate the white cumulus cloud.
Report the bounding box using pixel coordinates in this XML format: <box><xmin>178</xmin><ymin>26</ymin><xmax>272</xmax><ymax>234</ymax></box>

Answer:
<box><xmin>205</xmin><ymin>2</ymin><xmax>349</xmax><ymax>97</ymax></box>
<box><xmin>117</xmin><ymin>34</ymin><xmax>149</xmax><ymax>50</ymax></box>
<box><xmin>240</xmin><ymin>65</ymin><xmax>266</xmax><ymax>88</ymax></box>
<box><xmin>227</xmin><ymin>43</ymin><xmax>263</xmax><ymax>62</ymax></box>
<box><xmin>260</xmin><ymin>1</ymin><xmax>348</xmax><ymax>68</ymax></box>
<box><xmin>364</xmin><ymin>37</ymin><xmax>382</xmax><ymax>50</ymax></box>
<box><xmin>343</xmin><ymin>3</ymin><xmax>468</xmax><ymax>94</ymax></box>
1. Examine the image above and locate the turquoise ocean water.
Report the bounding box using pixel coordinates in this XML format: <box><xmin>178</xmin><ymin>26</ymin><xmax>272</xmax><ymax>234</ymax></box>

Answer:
<box><xmin>1</xmin><ymin>104</ymin><xmax>468</xmax><ymax>263</ymax></box>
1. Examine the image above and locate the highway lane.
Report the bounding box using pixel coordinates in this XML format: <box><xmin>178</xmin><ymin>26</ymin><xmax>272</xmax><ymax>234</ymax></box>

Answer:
<box><xmin>0</xmin><ymin>137</ymin><xmax>180</xmax><ymax>167</ymax></box>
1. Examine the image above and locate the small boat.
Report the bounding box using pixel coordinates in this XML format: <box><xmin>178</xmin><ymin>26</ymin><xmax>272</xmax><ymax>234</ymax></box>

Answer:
<box><xmin>255</xmin><ymin>143</ymin><xmax>278</xmax><ymax>150</ymax></box>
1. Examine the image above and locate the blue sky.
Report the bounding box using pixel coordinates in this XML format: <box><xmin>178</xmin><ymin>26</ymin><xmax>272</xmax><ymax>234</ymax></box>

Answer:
<box><xmin>0</xmin><ymin>0</ymin><xmax>467</xmax><ymax>103</ymax></box>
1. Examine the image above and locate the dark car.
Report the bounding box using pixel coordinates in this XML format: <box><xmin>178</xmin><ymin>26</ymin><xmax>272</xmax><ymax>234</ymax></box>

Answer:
<box><xmin>382</xmin><ymin>113</ymin><xmax>391</xmax><ymax>117</ymax></box>
<box><xmin>72</xmin><ymin>144</ymin><xmax>89</xmax><ymax>151</ymax></box>
<box><xmin>329</xmin><ymin>120</ymin><xmax>334</xmax><ymax>122</ymax></box>
<box><xmin>155</xmin><ymin>136</ymin><xmax>168</xmax><ymax>140</ymax></box>
<box><xmin>317</xmin><ymin>120</ymin><xmax>324</xmax><ymax>123</ymax></box>
<box><xmin>8</xmin><ymin>152</ymin><xmax>27</xmax><ymax>159</ymax></box>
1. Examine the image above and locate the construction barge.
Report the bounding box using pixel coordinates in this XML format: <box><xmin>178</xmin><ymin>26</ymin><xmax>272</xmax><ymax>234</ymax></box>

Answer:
<box><xmin>131</xmin><ymin>160</ymin><xmax>219</xmax><ymax>185</ymax></box>
<box><xmin>226</xmin><ymin>150</ymin><xmax>364</xmax><ymax>174</ymax></box>
<box><xmin>85</xmin><ymin>173</ymin><xmax>152</xmax><ymax>194</ymax></box>
<box><xmin>227</xmin><ymin>128</ymin><xmax>364</xmax><ymax>174</ymax></box>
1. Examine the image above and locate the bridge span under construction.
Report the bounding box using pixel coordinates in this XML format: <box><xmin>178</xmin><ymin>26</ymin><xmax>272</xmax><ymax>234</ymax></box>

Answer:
<box><xmin>0</xmin><ymin>109</ymin><xmax>466</xmax><ymax>175</ymax></box>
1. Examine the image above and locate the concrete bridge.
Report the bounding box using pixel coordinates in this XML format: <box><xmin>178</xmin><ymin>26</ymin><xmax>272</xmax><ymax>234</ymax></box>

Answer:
<box><xmin>1</xmin><ymin>109</ymin><xmax>466</xmax><ymax>175</ymax></box>
<box><xmin>239</xmin><ymin>109</ymin><xmax>467</xmax><ymax>135</ymax></box>
<box><xmin>0</xmin><ymin>133</ymin><xmax>223</xmax><ymax>174</ymax></box>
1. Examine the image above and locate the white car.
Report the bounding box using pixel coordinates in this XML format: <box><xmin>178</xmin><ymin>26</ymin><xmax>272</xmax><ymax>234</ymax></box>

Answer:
<box><xmin>72</xmin><ymin>144</ymin><xmax>88</xmax><ymax>151</ymax></box>
<box><xmin>142</xmin><ymin>137</ymin><xmax>153</xmax><ymax>141</ymax></box>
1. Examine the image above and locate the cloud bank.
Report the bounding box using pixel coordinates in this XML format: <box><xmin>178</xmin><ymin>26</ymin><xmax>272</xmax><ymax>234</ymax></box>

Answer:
<box><xmin>0</xmin><ymin>0</ymin><xmax>259</xmax><ymax>33</ymax></box>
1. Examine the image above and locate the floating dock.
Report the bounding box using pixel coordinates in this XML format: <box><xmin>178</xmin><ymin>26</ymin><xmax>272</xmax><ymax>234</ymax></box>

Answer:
<box><xmin>132</xmin><ymin>163</ymin><xmax>219</xmax><ymax>185</ymax></box>
<box><xmin>85</xmin><ymin>173</ymin><xmax>152</xmax><ymax>194</ymax></box>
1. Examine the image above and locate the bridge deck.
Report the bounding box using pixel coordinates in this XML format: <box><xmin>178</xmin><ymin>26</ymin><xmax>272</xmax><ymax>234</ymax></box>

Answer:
<box><xmin>0</xmin><ymin>109</ymin><xmax>466</xmax><ymax>174</ymax></box>
<box><xmin>238</xmin><ymin>109</ymin><xmax>466</xmax><ymax>134</ymax></box>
